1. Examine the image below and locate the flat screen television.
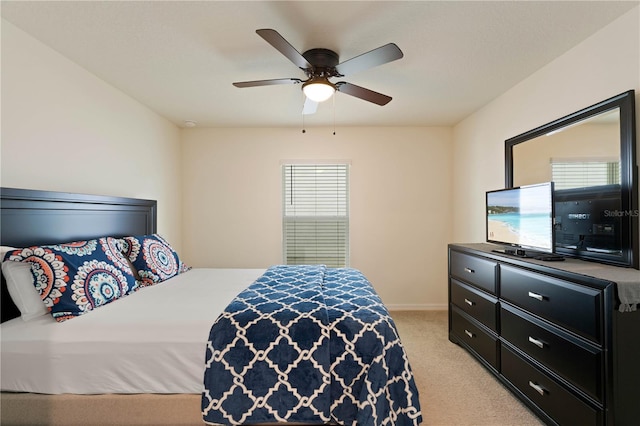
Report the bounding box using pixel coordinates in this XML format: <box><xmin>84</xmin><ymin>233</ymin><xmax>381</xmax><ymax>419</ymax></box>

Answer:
<box><xmin>486</xmin><ymin>182</ymin><xmax>555</xmax><ymax>256</ymax></box>
<box><xmin>554</xmin><ymin>184</ymin><xmax>622</xmax><ymax>260</ymax></box>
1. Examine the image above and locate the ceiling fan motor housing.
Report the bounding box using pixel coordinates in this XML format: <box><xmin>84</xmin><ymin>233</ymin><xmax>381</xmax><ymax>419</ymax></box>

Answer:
<box><xmin>302</xmin><ymin>48</ymin><xmax>341</xmax><ymax>77</ymax></box>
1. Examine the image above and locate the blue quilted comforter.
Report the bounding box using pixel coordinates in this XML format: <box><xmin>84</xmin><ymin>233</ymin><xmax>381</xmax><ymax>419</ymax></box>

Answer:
<box><xmin>202</xmin><ymin>265</ymin><xmax>422</xmax><ymax>425</ymax></box>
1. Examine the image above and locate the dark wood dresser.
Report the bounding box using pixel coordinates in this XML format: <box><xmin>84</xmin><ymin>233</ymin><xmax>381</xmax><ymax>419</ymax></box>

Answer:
<box><xmin>448</xmin><ymin>243</ymin><xmax>640</xmax><ymax>426</ymax></box>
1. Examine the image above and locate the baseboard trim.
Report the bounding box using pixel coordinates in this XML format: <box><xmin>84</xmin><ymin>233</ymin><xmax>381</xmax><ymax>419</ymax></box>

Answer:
<box><xmin>386</xmin><ymin>303</ymin><xmax>447</xmax><ymax>311</ymax></box>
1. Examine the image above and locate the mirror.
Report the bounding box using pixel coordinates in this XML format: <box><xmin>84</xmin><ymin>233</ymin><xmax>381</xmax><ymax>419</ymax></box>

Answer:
<box><xmin>512</xmin><ymin>109</ymin><xmax>620</xmax><ymax>188</ymax></box>
<box><xmin>505</xmin><ymin>90</ymin><xmax>638</xmax><ymax>268</ymax></box>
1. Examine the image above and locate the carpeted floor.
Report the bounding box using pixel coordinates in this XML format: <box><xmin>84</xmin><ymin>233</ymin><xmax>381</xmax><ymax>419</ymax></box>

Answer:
<box><xmin>391</xmin><ymin>310</ymin><xmax>544</xmax><ymax>426</ymax></box>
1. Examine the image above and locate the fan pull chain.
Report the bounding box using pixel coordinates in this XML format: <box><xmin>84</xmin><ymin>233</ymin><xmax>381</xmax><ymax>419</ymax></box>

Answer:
<box><xmin>332</xmin><ymin>93</ymin><xmax>336</xmax><ymax>135</ymax></box>
<box><xmin>302</xmin><ymin>100</ymin><xmax>306</xmax><ymax>133</ymax></box>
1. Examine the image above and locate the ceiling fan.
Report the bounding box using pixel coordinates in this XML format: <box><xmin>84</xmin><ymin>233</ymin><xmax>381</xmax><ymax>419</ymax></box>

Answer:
<box><xmin>233</xmin><ymin>29</ymin><xmax>404</xmax><ymax>114</ymax></box>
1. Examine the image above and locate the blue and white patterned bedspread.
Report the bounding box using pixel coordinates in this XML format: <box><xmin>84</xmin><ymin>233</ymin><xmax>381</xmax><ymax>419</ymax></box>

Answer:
<box><xmin>202</xmin><ymin>265</ymin><xmax>422</xmax><ymax>425</ymax></box>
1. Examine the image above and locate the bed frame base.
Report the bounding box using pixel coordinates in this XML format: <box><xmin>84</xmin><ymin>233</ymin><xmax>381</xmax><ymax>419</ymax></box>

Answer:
<box><xmin>0</xmin><ymin>393</ymin><xmax>201</xmax><ymax>425</ymax></box>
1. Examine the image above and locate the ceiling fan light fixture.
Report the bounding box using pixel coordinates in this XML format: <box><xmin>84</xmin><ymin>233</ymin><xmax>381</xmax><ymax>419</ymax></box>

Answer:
<box><xmin>302</xmin><ymin>78</ymin><xmax>336</xmax><ymax>102</ymax></box>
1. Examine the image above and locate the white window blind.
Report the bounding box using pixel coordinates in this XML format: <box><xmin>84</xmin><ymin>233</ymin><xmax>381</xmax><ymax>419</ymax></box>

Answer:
<box><xmin>551</xmin><ymin>160</ymin><xmax>620</xmax><ymax>190</ymax></box>
<box><xmin>282</xmin><ymin>164</ymin><xmax>349</xmax><ymax>267</ymax></box>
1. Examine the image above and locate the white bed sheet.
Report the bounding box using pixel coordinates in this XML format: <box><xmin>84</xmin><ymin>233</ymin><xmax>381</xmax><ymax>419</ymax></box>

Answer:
<box><xmin>0</xmin><ymin>268</ymin><xmax>265</xmax><ymax>394</ymax></box>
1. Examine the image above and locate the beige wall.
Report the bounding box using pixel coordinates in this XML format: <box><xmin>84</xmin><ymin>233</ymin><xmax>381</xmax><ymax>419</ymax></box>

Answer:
<box><xmin>0</xmin><ymin>20</ymin><xmax>184</xmax><ymax>250</ymax></box>
<box><xmin>452</xmin><ymin>7</ymin><xmax>640</xmax><ymax>246</ymax></box>
<box><xmin>181</xmin><ymin>127</ymin><xmax>452</xmax><ymax>309</ymax></box>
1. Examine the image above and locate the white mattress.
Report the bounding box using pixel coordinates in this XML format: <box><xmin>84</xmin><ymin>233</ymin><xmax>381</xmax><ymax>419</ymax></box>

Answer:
<box><xmin>0</xmin><ymin>268</ymin><xmax>265</xmax><ymax>394</ymax></box>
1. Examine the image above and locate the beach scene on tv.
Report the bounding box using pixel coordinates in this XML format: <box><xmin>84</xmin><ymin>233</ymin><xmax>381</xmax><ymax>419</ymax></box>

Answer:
<box><xmin>487</xmin><ymin>185</ymin><xmax>553</xmax><ymax>252</ymax></box>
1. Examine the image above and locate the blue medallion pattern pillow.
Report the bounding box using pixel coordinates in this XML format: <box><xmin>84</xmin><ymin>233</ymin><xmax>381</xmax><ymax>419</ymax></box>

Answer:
<box><xmin>3</xmin><ymin>237</ymin><xmax>138</xmax><ymax>322</ymax></box>
<box><xmin>121</xmin><ymin>234</ymin><xmax>189</xmax><ymax>286</ymax></box>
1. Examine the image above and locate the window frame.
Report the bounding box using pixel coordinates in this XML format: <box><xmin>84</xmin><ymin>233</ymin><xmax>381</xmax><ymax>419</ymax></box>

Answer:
<box><xmin>281</xmin><ymin>162</ymin><xmax>350</xmax><ymax>267</ymax></box>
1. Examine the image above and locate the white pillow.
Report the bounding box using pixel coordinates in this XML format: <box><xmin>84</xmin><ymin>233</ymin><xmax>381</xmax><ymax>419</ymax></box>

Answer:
<box><xmin>1</xmin><ymin>260</ymin><xmax>48</xmax><ymax>321</ymax></box>
<box><xmin>1</xmin><ymin>245</ymin><xmax>17</xmax><ymax>261</ymax></box>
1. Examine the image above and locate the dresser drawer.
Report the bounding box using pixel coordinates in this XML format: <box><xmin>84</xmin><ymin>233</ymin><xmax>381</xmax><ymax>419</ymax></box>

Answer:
<box><xmin>451</xmin><ymin>307</ymin><xmax>499</xmax><ymax>370</ymax></box>
<box><xmin>501</xmin><ymin>344</ymin><xmax>600</xmax><ymax>426</ymax></box>
<box><xmin>450</xmin><ymin>279</ymin><xmax>498</xmax><ymax>332</ymax></box>
<box><xmin>500</xmin><ymin>265</ymin><xmax>602</xmax><ymax>343</ymax></box>
<box><xmin>501</xmin><ymin>305</ymin><xmax>602</xmax><ymax>402</ymax></box>
<box><xmin>450</xmin><ymin>251</ymin><xmax>497</xmax><ymax>294</ymax></box>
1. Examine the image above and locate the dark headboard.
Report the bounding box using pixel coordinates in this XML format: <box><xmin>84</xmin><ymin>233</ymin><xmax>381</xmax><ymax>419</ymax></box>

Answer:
<box><xmin>1</xmin><ymin>187</ymin><xmax>157</xmax><ymax>322</ymax></box>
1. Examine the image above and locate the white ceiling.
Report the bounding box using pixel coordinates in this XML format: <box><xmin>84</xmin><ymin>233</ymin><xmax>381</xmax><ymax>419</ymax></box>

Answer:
<box><xmin>2</xmin><ymin>1</ymin><xmax>637</xmax><ymax>128</ymax></box>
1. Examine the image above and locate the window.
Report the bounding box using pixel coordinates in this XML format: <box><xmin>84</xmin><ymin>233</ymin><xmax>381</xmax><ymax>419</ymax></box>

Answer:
<box><xmin>551</xmin><ymin>159</ymin><xmax>620</xmax><ymax>190</ymax></box>
<box><xmin>282</xmin><ymin>163</ymin><xmax>349</xmax><ymax>267</ymax></box>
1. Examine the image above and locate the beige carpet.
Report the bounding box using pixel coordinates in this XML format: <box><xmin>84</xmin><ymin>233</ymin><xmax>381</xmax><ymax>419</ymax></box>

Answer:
<box><xmin>391</xmin><ymin>310</ymin><xmax>544</xmax><ymax>426</ymax></box>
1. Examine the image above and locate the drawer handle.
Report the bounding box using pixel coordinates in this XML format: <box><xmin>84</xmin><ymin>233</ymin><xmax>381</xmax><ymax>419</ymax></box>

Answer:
<box><xmin>528</xmin><ymin>381</ymin><xmax>546</xmax><ymax>396</ymax></box>
<box><xmin>464</xmin><ymin>329</ymin><xmax>475</xmax><ymax>338</ymax></box>
<box><xmin>528</xmin><ymin>291</ymin><xmax>544</xmax><ymax>301</ymax></box>
<box><xmin>464</xmin><ymin>267</ymin><xmax>475</xmax><ymax>274</ymax></box>
<box><xmin>464</xmin><ymin>298</ymin><xmax>474</xmax><ymax>306</ymax></box>
<box><xmin>528</xmin><ymin>336</ymin><xmax>545</xmax><ymax>349</ymax></box>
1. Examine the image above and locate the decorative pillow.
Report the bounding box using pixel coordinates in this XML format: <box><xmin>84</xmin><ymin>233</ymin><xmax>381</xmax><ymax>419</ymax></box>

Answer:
<box><xmin>121</xmin><ymin>234</ymin><xmax>189</xmax><ymax>286</ymax></box>
<box><xmin>1</xmin><ymin>260</ymin><xmax>48</xmax><ymax>321</ymax></box>
<box><xmin>3</xmin><ymin>237</ymin><xmax>139</xmax><ymax>322</ymax></box>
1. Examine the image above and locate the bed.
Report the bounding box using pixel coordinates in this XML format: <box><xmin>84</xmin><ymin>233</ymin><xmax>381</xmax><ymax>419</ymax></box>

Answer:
<box><xmin>0</xmin><ymin>187</ymin><xmax>422</xmax><ymax>425</ymax></box>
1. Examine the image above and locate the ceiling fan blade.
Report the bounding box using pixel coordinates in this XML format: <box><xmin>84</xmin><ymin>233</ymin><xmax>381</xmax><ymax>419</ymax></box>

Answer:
<box><xmin>302</xmin><ymin>97</ymin><xmax>319</xmax><ymax>115</ymax></box>
<box><xmin>233</xmin><ymin>78</ymin><xmax>302</xmax><ymax>88</ymax></box>
<box><xmin>335</xmin><ymin>43</ymin><xmax>403</xmax><ymax>76</ymax></box>
<box><xmin>336</xmin><ymin>82</ymin><xmax>392</xmax><ymax>106</ymax></box>
<box><xmin>256</xmin><ymin>29</ymin><xmax>312</xmax><ymax>70</ymax></box>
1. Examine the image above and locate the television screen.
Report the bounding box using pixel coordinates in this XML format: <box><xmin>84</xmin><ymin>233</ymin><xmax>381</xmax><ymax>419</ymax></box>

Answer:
<box><xmin>486</xmin><ymin>182</ymin><xmax>555</xmax><ymax>254</ymax></box>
